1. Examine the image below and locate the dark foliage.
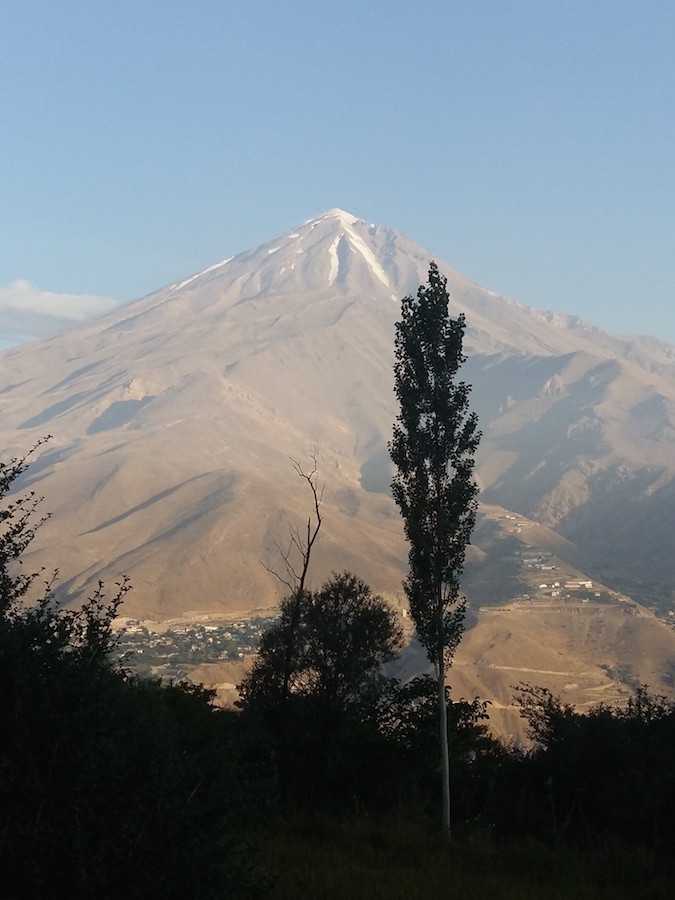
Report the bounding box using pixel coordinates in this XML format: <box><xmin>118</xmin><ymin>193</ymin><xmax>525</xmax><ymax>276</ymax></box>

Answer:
<box><xmin>503</xmin><ymin>683</ymin><xmax>675</xmax><ymax>850</ymax></box>
<box><xmin>240</xmin><ymin>571</ymin><xmax>402</xmax><ymax>713</ymax></box>
<box><xmin>238</xmin><ymin>571</ymin><xmax>403</xmax><ymax>809</ymax></box>
<box><xmin>0</xmin><ymin>447</ymin><xmax>263</xmax><ymax>899</ymax></box>
<box><xmin>390</xmin><ymin>262</ymin><xmax>480</xmax><ymax>671</ymax></box>
<box><xmin>377</xmin><ymin>675</ymin><xmax>507</xmax><ymax>824</ymax></box>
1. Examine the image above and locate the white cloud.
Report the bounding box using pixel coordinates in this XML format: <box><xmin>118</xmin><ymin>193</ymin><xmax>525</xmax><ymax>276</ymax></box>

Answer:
<box><xmin>0</xmin><ymin>280</ymin><xmax>122</xmax><ymax>349</ymax></box>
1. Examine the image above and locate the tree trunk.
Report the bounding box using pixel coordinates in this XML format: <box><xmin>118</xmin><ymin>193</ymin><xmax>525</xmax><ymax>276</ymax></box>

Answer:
<box><xmin>438</xmin><ymin>657</ymin><xmax>451</xmax><ymax>838</ymax></box>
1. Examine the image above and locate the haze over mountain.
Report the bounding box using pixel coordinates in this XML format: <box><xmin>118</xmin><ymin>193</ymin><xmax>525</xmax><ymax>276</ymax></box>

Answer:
<box><xmin>3</xmin><ymin>209</ymin><xmax>675</xmax><ymax>732</ymax></box>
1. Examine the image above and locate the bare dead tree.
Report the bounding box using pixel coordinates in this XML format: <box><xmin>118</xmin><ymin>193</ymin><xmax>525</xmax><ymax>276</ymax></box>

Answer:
<box><xmin>261</xmin><ymin>453</ymin><xmax>324</xmax><ymax>703</ymax></box>
<box><xmin>261</xmin><ymin>454</ymin><xmax>323</xmax><ymax>597</ymax></box>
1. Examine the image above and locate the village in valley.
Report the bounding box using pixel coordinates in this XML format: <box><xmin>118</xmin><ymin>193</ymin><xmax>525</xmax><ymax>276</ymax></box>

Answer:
<box><xmin>114</xmin><ymin>615</ymin><xmax>277</xmax><ymax>680</ymax></box>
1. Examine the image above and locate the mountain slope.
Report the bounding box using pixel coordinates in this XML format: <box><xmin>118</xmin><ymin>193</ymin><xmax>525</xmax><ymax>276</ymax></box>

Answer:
<box><xmin>2</xmin><ymin>209</ymin><xmax>675</xmax><ymax>717</ymax></box>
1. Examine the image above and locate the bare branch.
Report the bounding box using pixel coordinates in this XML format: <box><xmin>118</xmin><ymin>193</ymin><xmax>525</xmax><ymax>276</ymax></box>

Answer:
<box><xmin>289</xmin><ymin>452</ymin><xmax>323</xmax><ymax>598</ymax></box>
<box><xmin>260</xmin><ymin>537</ymin><xmax>299</xmax><ymax>594</ymax></box>
<box><xmin>261</xmin><ymin>451</ymin><xmax>324</xmax><ymax>599</ymax></box>
<box><xmin>259</xmin><ymin>451</ymin><xmax>325</xmax><ymax>706</ymax></box>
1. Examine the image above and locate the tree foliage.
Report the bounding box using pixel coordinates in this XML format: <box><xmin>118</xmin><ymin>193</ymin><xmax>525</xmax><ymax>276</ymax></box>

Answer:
<box><xmin>238</xmin><ymin>571</ymin><xmax>403</xmax><ymax>808</ymax></box>
<box><xmin>239</xmin><ymin>571</ymin><xmax>402</xmax><ymax>716</ymax></box>
<box><xmin>390</xmin><ymin>262</ymin><xmax>480</xmax><ymax>670</ymax></box>
<box><xmin>510</xmin><ymin>683</ymin><xmax>675</xmax><ymax>848</ymax></box>
<box><xmin>0</xmin><ymin>443</ymin><xmax>51</xmax><ymax>615</ymax></box>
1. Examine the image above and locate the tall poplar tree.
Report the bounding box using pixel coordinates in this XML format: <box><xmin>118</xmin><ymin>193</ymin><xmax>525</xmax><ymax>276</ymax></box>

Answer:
<box><xmin>390</xmin><ymin>262</ymin><xmax>480</xmax><ymax>837</ymax></box>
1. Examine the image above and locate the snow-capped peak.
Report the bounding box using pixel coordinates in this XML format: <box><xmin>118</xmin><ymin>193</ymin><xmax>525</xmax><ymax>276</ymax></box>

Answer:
<box><xmin>316</xmin><ymin>208</ymin><xmax>361</xmax><ymax>227</ymax></box>
<box><xmin>297</xmin><ymin>209</ymin><xmax>390</xmax><ymax>288</ymax></box>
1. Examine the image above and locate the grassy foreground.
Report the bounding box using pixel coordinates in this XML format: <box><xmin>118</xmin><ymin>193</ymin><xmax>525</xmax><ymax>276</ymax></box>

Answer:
<box><xmin>260</xmin><ymin>818</ymin><xmax>672</xmax><ymax>900</ymax></box>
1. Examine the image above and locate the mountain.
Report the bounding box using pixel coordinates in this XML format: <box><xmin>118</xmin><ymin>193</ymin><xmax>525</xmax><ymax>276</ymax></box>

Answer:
<box><xmin>2</xmin><ymin>209</ymin><xmax>675</xmax><ymax>735</ymax></box>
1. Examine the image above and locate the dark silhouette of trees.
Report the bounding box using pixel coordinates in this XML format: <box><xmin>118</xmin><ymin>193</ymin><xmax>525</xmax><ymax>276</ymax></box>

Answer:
<box><xmin>238</xmin><ymin>571</ymin><xmax>403</xmax><ymax>806</ymax></box>
<box><xmin>241</xmin><ymin>570</ymin><xmax>402</xmax><ymax>712</ymax></box>
<box><xmin>0</xmin><ymin>446</ymin><xmax>263</xmax><ymax>899</ymax></box>
<box><xmin>390</xmin><ymin>262</ymin><xmax>481</xmax><ymax>836</ymax></box>
<box><xmin>509</xmin><ymin>683</ymin><xmax>675</xmax><ymax>849</ymax></box>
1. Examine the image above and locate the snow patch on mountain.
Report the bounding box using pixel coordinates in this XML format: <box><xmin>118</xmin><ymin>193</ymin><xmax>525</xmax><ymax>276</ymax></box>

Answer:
<box><xmin>328</xmin><ymin>236</ymin><xmax>340</xmax><ymax>286</ymax></box>
<box><xmin>171</xmin><ymin>257</ymin><xmax>233</xmax><ymax>292</ymax></box>
<box><xmin>342</xmin><ymin>227</ymin><xmax>390</xmax><ymax>287</ymax></box>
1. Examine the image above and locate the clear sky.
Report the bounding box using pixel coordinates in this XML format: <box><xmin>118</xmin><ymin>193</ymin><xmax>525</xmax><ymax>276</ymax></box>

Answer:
<box><xmin>2</xmin><ymin>1</ymin><xmax>674</xmax><ymax>346</ymax></box>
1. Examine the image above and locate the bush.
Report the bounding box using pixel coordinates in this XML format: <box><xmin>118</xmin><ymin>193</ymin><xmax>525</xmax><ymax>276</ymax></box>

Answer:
<box><xmin>508</xmin><ymin>683</ymin><xmax>675</xmax><ymax>850</ymax></box>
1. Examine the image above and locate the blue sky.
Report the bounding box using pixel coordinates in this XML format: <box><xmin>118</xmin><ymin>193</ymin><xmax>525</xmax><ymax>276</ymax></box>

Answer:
<box><xmin>2</xmin><ymin>1</ymin><xmax>674</xmax><ymax>345</ymax></box>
